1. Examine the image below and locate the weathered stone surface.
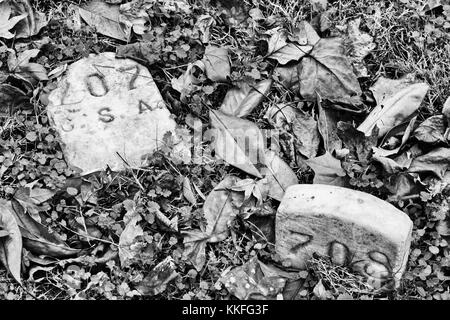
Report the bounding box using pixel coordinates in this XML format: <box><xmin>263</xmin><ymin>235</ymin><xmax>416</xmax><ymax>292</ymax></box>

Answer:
<box><xmin>275</xmin><ymin>184</ymin><xmax>413</xmax><ymax>287</ymax></box>
<box><xmin>47</xmin><ymin>52</ymin><xmax>176</xmax><ymax>175</ymax></box>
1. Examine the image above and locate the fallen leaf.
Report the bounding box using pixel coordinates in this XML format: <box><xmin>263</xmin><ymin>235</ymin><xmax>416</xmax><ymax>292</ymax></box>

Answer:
<box><xmin>202</xmin><ymin>45</ymin><xmax>230</xmax><ymax>82</ymax></box>
<box><xmin>310</xmin><ymin>0</ymin><xmax>328</xmax><ymax>11</ymax></box>
<box><xmin>78</xmin><ymin>0</ymin><xmax>131</xmax><ymax>41</ymax></box>
<box><xmin>195</xmin><ymin>14</ymin><xmax>215</xmax><ymax>43</ymax></box>
<box><xmin>182</xmin><ymin>229</ymin><xmax>207</xmax><ymax>271</ymax></box>
<box><xmin>219</xmin><ymin>79</ymin><xmax>272</xmax><ymax>117</ymax></box>
<box><xmin>119</xmin><ymin>215</ymin><xmax>143</xmax><ymax>267</ymax></box>
<box><xmin>337</xmin><ymin>122</ymin><xmax>378</xmax><ymax>163</ymax></box>
<box><xmin>442</xmin><ymin>96</ymin><xmax>450</xmax><ymax>123</ymax></box>
<box><xmin>0</xmin><ymin>2</ymin><xmax>27</xmax><ymax>39</ymax></box>
<box><xmin>264</xmin><ymin>103</ymin><xmax>299</xmax><ymax>130</ymax></box>
<box><xmin>374</xmin><ymin>116</ymin><xmax>417</xmax><ymax>157</ymax></box>
<box><xmin>219</xmin><ymin>257</ymin><xmax>294</xmax><ymax>300</ymax></box>
<box><xmin>344</xmin><ymin>18</ymin><xmax>376</xmax><ymax>77</ymax></box>
<box><xmin>210</xmin><ymin>110</ymin><xmax>266</xmax><ymax>178</ymax></box>
<box><xmin>292</xmin><ymin>112</ymin><xmax>320</xmax><ymax>159</ymax></box>
<box><xmin>228</xmin><ymin>178</ymin><xmax>267</xmax><ymax>207</ymax></box>
<box><xmin>409</xmin><ymin>147</ymin><xmax>450</xmax><ymax>179</ymax></box>
<box><xmin>299</xmin><ymin>37</ymin><xmax>363</xmax><ymax>107</ymax></box>
<box><xmin>267</xmin><ymin>22</ymin><xmax>320</xmax><ymax>65</ymax></box>
<box><xmin>9</xmin><ymin>0</ymin><xmax>47</xmax><ymax>39</ymax></box>
<box><xmin>414</xmin><ymin>115</ymin><xmax>446</xmax><ymax>144</ymax></box>
<box><xmin>10</xmin><ymin>199</ymin><xmax>81</xmax><ymax>258</ymax></box>
<box><xmin>358</xmin><ymin>76</ymin><xmax>429</xmax><ymax>137</ymax></box>
<box><xmin>8</xmin><ymin>48</ymin><xmax>48</xmax><ymax>84</ymax></box>
<box><xmin>116</xmin><ymin>41</ymin><xmax>160</xmax><ymax>65</ymax></box>
<box><xmin>136</xmin><ymin>257</ymin><xmax>179</xmax><ymax>296</ymax></box>
<box><xmin>313</xmin><ymin>279</ymin><xmax>333</xmax><ymax>299</ymax></box>
<box><xmin>0</xmin><ymin>84</ymin><xmax>29</xmax><ymax>116</ymax></box>
<box><xmin>183</xmin><ymin>176</ymin><xmax>197</xmax><ymax>206</ymax></box>
<box><xmin>0</xmin><ymin>200</ymin><xmax>22</xmax><ymax>283</ymax></box>
<box><xmin>203</xmin><ymin>176</ymin><xmax>243</xmax><ymax>243</ymax></box>
<box><xmin>372</xmin><ymin>154</ymin><xmax>406</xmax><ymax>174</ymax></box>
<box><xmin>262</xmin><ymin>150</ymin><xmax>298</xmax><ymax>201</ymax></box>
<box><xmin>171</xmin><ymin>60</ymin><xmax>205</xmax><ymax>99</ymax></box>
<box><xmin>14</xmin><ymin>186</ymin><xmax>55</xmax><ymax>223</ymax></box>
<box><xmin>305</xmin><ymin>152</ymin><xmax>346</xmax><ymax>186</ymax></box>
<box><xmin>317</xmin><ymin>101</ymin><xmax>343</xmax><ymax>153</ymax></box>
<box><xmin>264</xmin><ymin>103</ymin><xmax>320</xmax><ymax>159</ymax></box>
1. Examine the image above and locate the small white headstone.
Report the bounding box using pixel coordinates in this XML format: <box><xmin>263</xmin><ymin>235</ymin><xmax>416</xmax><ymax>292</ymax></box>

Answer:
<box><xmin>47</xmin><ymin>52</ymin><xmax>176</xmax><ymax>175</ymax></box>
<box><xmin>276</xmin><ymin>184</ymin><xmax>413</xmax><ymax>288</ymax></box>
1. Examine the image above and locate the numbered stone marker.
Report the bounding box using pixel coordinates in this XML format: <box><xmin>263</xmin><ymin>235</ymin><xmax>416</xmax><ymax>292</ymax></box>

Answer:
<box><xmin>47</xmin><ymin>52</ymin><xmax>176</xmax><ymax>175</ymax></box>
<box><xmin>276</xmin><ymin>184</ymin><xmax>413</xmax><ymax>287</ymax></box>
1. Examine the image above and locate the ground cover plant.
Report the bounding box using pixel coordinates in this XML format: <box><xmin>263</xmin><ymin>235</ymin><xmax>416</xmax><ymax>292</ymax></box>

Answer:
<box><xmin>0</xmin><ymin>0</ymin><xmax>450</xmax><ymax>300</ymax></box>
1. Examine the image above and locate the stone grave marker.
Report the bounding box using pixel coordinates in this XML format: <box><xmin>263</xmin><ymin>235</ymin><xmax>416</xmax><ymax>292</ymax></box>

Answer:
<box><xmin>275</xmin><ymin>184</ymin><xmax>413</xmax><ymax>287</ymax></box>
<box><xmin>47</xmin><ymin>52</ymin><xmax>176</xmax><ymax>175</ymax></box>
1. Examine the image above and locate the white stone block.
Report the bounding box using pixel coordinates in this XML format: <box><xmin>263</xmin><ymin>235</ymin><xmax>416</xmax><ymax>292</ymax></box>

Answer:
<box><xmin>47</xmin><ymin>52</ymin><xmax>176</xmax><ymax>175</ymax></box>
<box><xmin>276</xmin><ymin>184</ymin><xmax>413</xmax><ymax>287</ymax></box>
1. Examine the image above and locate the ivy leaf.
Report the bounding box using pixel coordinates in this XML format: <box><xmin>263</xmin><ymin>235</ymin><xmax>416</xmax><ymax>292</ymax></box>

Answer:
<box><xmin>210</xmin><ymin>110</ymin><xmax>266</xmax><ymax>178</ymax></box>
<box><xmin>0</xmin><ymin>2</ymin><xmax>27</xmax><ymax>39</ymax></box>
<box><xmin>299</xmin><ymin>37</ymin><xmax>363</xmax><ymax>107</ymax></box>
<box><xmin>219</xmin><ymin>79</ymin><xmax>272</xmax><ymax>118</ymax></box>
<box><xmin>305</xmin><ymin>152</ymin><xmax>346</xmax><ymax>186</ymax></box>
<box><xmin>202</xmin><ymin>45</ymin><xmax>230</xmax><ymax>82</ymax></box>
<box><xmin>0</xmin><ymin>200</ymin><xmax>22</xmax><ymax>284</ymax></box>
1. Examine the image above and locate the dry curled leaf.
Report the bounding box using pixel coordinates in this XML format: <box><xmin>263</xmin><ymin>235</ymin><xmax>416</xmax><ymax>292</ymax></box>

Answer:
<box><xmin>10</xmin><ymin>200</ymin><xmax>81</xmax><ymax>258</ymax></box>
<box><xmin>9</xmin><ymin>0</ymin><xmax>48</xmax><ymax>39</ymax></box>
<box><xmin>358</xmin><ymin>76</ymin><xmax>429</xmax><ymax>137</ymax></box>
<box><xmin>202</xmin><ymin>45</ymin><xmax>230</xmax><ymax>82</ymax></box>
<box><xmin>136</xmin><ymin>257</ymin><xmax>179</xmax><ymax>296</ymax></box>
<box><xmin>344</xmin><ymin>18</ymin><xmax>376</xmax><ymax>78</ymax></box>
<box><xmin>414</xmin><ymin>115</ymin><xmax>446</xmax><ymax>144</ymax></box>
<box><xmin>0</xmin><ymin>200</ymin><xmax>22</xmax><ymax>283</ymax></box>
<box><xmin>0</xmin><ymin>2</ymin><xmax>27</xmax><ymax>39</ymax></box>
<box><xmin>408</xmin><ymin>147</ymin><xmax>450</xmax><ymax>179</ymax></box>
